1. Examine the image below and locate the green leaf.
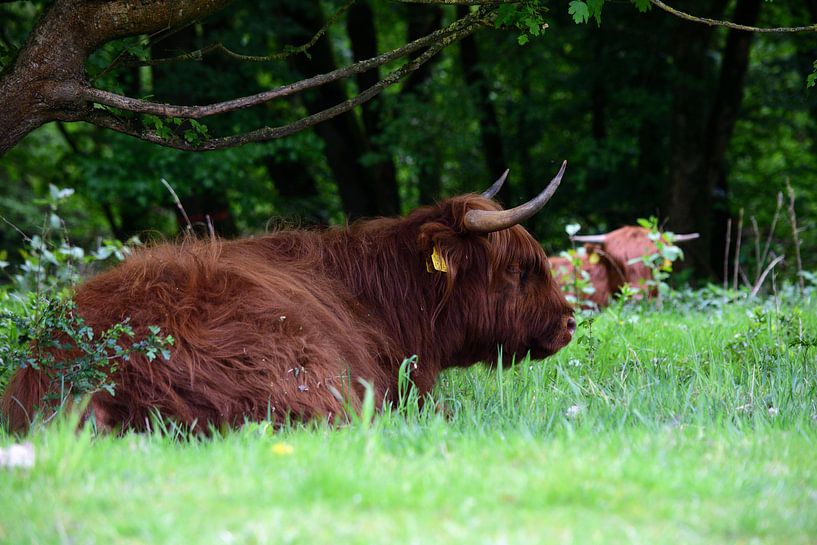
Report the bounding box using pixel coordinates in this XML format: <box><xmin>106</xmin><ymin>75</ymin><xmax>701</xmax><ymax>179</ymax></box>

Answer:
<box><xmin>125</xmin><ymin>42</ymin><xmax>149</xmax><ymax>61</ymax></box>
<box><xmin>587</xmin><ymin>0</ymin><xmax>604</xmax><ymax>25</ymax></box>
<box><xmin>632</xmin><ymin>0</ymin><xmax>651</xmax><ymax>13</ymax></box>
<box><xmin>144</xmin><ymin>114</ymin><xmax>163</xmax><ymax>130</ymax></box>
<box><xmin>496</xmin><ymin>5</ymin><xmax>517</xmax><ymax>27</ymax></box>
<box><xmin>517</xmin><ymin>34</ymin><xmax>530</xmax><ymax>46</ymax></box>
<box><xmin>568</xmin><ymin>1</ymin><xmax>590</xmax><ymax>24</ymax></box>
<box><xmin>190</xmin><ymin>119</ymin><xmax>209</xmax><ymax>137</ymax></box>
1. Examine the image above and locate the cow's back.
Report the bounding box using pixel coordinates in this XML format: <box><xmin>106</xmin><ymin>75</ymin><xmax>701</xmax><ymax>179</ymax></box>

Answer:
<box><xmin>6</xmin><ymin>237</ymin><xmax>393</xmax><ymax>431</ymax></box>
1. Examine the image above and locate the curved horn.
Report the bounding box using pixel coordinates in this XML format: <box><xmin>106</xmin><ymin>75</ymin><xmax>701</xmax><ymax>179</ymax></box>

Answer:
<box><xmin>570</xmin><ymin>234</ymin><xmax>607</xmax><ymax>243</ymax></box>
<box><xmin>481</xmin><ymin>169</ymin><xmax>510</xmax><ymax>199</ymax></box>
<box><xmin>673</xmin><ymin>232</ymin><xmax>700</xmax><ymax>242</ymax></box>
<box><xmin>464</xmin><ymin>161</ymin><xmax>567</xmax><ymax>233</ymax></box>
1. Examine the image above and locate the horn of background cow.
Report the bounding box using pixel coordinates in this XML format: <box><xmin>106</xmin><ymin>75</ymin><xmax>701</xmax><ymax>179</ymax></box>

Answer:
<box><xmin>570</xmin><ymin>234</ymin><xmax>607</xmax><ymax>243</ymax></box>
<box><xmin>673</xmin><ymin>233</ymin><xmax>701</xmax><ymax>242</ymax></box>
<box><xmin>464</xmin><ymin>161</ymin><xmax>567</xmax><ymax>233</ymax></box>
<box><xmin>481</xmin><ymin>169</ymin><xmax>510</xmax><ymax>199</ymax></box>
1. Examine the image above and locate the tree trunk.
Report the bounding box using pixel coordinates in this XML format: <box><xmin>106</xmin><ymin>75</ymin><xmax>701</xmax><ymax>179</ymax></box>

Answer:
<box><xmin>798</xmin><ymin>0</ymin><xmax>817</xmax><ymax>156</ymax></box>
<box><xmin>587</xmin><ymin>23</ymin><xmax>609</xmax><ymax>196</ymax></box>
<box><xmin>666</xmin><ymin>0</ymin><xmax>730</xmax><ymax>276</ymax></box>
<box><xmin>403</xmin><ymin>4</ymin><xmax>444</xmax><ymax>97</ymax></box>
<box><xmin>279</xmin><ymin>0</ymin><xmax>399</xmax><ymax>219</ymax></box>
<box><xmin>405</xmin><ymin>3</ymin><xmax>444</xmax><ymax>204</ymax></box>
<box><xmin>457</xmin><ymin>6</ymin><xmax>509</xmax><ymax>205</ymax></box>
<box><xmin>700</xmin><ymin>0</ymin><xmax>762</xmax><ymax>276</ymax></box>
<box><xmin>0</xmin><ymin>0</ymin><xmax>89</xmax><ymax>154</ymax></box>
<box><xmin>346</xmin><ymin>0</ymin><xmax>400</xmax><ymax>212</ymax></box>
<box><xmin>0</xmin><ymin>0</ymin><xmax>233</xmax><ymax>156</ymax></box>
<box><xmin>0</xmin><ymin>79</ymin><xmax>52</xmax><ymax>155</ymax></box>
<box><xmin>347</xmin><ymin>0</ymin><xmax>382</xmax><ymax>137</ymax></box>
<box><xmin>265</xmin><ymin>157</ymin><xmax>326</xmax><ymax>225</ymax></box>
<box><xmin>153</xmin><ymin>22</ymin><xmax>238</xmax><ymax>237</ymax></box>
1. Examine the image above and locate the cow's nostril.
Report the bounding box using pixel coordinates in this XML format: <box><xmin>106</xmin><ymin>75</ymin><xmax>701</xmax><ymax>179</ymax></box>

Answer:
<box><xmin>567</xmin><ymin>317</ymin><xmax>577</xmax><ymax>334</ymax></box>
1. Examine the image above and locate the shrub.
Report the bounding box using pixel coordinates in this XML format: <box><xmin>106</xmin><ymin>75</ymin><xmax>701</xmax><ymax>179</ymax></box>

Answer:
<box><xmin>0</xmin><ymin>185</ymin><xmax>172</xmax><ymax>418</ymax></box>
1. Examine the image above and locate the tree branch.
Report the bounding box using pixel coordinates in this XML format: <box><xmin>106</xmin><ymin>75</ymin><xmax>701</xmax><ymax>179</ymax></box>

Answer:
<box><xmin>85</xmin><ymin>0</ymin><xmax>237</xmax><ymax>46</ymax></box>
<box><xmin>650</xmin><ymin>0</ymin><xmax>817</xmax><ymax>33</ymax></box>
<box><xmin>97</xmin><ymin>0</ymin><xmax>356</xmax><ymax>77</ymax></box>
<box><xmin>84</xmin><ymin>15</ymin><xmax>485</xmax><ymax>151</ymax></box>
<box><xmin>390</xmin><ymin>0</ymin><xmax>518</xmax><ymax>4</ymax></box>
<box><xmin>82</xmin><ymin>9</ymin><xmax>486</xmax><ymax>119</ymax></box>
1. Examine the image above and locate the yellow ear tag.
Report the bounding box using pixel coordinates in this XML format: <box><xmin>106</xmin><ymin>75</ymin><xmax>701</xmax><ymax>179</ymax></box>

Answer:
<box><xmin>428</xmin><ymin>245</ymin><xmax>448</xmax><ymax>273</ymax></box>
<box><xmin>588</xmin><ymin>252</ymin><xmax>600</xmax><ymax>265</ymax></box>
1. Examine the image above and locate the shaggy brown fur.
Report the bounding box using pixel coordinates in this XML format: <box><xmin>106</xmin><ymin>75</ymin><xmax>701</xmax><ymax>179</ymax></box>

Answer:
<box><xmin>550</xmin><ymin>226</ymin><xmax>663</xmax><ymax>307</ymax></box>
<box><xmin>3</xmin><ymin>194</ymin><xmax>575</xmax><ymax>432</ymax></box>
<box><xmin>602</xmin><ymin>226</ymin><xmax>659</xmax><ymax>290</ymax></box>
<box><xmin>549</xmin><ymin>247</ymin><xmax>626</xmax><ymax>308</ymax></box>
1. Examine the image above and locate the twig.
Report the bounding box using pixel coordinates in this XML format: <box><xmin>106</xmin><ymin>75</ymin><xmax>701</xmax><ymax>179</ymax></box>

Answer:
<box><xmin>83</xmin><ymin>10</ymin><xmax>485</xmax><ymax>119</ymax></box>
<box><xmin>649</xmin><ymin>0</ymin><xmax>817</xmax><ymax>33</ymax></box>
<box><xmin>750</xmin><ymin>255</ymin><xmax>784</xmax><ymax>298</ymax></box>
<box><xmin>390</xmin><ymin>0</ymin><xmax>519</xmax><ymax>3</ymax></box>
<box><xmin>107</xmin><ymin>0</ymin><xmax>357</xmax><ymax>73</ymax></box>
<box><xmin>733</xmin><ymin>208</ymin><xmax>743</xmax><ymax>291</ymax></box>
<box><xmin>739</xmin><ymin>268</ymin><xmax>752</xmax><ymax>290</ymax></box>
<box><xmin>56</xmin><ymin>122</ymin><xmax>80</xmax><ymax>155</ymax></box>
<box><xmin>85</xmin><ymin>16</ymin><xmax>485</xmax><ymax>151</ymax></box>
<box><xmin>785</xmin><ymin>179</ymin><xmax>804</xmax><ymax>295</ymax></box>
<box><xmin>750</xmin><ymin>215</ymin><xmax>760</xmax><ymax>281</ymax></box>
<box><xmin>0</xmin><ymin>215</ymin><xmax>32</xmax><ymax>242</ymax></box>
<box><xmin>723</xmin><ymin>217</ymin><xmax>732</xmax><ymax>293</ymax></box>
<box><xmin>758</xmin><ymin>192</ymin><xmax>783</xmax><ymax>282</ymax></box>
<box><xmin>94</xmin><ymin>19</ymin><xmax>211</xmax><ymax>82</ymax></box>
<box><xmin>160</xmin><ymin>178</ymin><xmax>193</xmax><ymax>232</ymax></box>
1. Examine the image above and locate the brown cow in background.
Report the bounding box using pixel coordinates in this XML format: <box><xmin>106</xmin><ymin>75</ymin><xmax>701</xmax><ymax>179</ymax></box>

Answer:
<box><xmin>2</xmin><ymin>164</ymin><xmax>575</xmax><ymax>433</ymax></box>
<box><xmin>550</xmin><ymin>226</ymin><xmax>698</xmax><ymax>307</ymax></box>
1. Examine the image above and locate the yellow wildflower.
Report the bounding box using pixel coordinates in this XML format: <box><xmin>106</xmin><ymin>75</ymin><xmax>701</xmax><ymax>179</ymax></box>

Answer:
<box><xmin>271</xmin><ymin>442</ymin><xmax>294</xmax><ymax>456</ymax></box>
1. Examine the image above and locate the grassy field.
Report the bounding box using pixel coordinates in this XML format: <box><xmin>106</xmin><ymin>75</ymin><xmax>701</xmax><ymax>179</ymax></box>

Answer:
<box><xmin>1</xmin><ymin>291</ymin><xmax>816</xmax><ymax>544</ymax></box>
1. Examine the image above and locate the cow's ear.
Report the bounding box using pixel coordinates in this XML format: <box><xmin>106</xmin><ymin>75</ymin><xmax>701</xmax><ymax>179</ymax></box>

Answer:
<box><xmin>417</xmin><ymin>197</ymin><xmax>497</xmax><ymax>278</ymax></box>
<box><xmin>584</xmin><ymin>244</ymin><xmax>626</xmax><ymax>289</ymax></box>
<box><xmin>583</xmin><ymin>242</ymin><xmax>602</xmax><ymax>257</ymax></box>
<box><xmin>417</xmin><ymin>220</ymin><xmax>466</xmax><ymax>279</ymax></box>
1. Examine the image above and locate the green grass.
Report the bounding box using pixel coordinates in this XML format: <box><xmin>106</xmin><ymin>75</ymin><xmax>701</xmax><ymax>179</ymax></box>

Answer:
<box><xmin>2</xmin><ymin>295</ymin><xmax>816</xmax><ymax>544</ymax></box>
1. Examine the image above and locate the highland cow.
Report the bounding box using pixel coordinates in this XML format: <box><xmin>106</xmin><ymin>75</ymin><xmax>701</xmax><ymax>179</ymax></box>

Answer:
<box><xmin>2</xmin><ymin>163</ymin><xmax>576</xmax><ymax>432</ymax></box>
<box><xmin>551</xmin><ymin>226</ymin><xmax>698</xmax><ymax>307</ymax></box>
<box><xmin>549</xmin><ymin>249</ymin><xmax>625</xmax><ymax>308</ymax></box>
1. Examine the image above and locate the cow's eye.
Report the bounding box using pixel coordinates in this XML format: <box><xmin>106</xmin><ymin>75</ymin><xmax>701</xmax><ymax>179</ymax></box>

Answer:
<box><xmin>507</xmin><ymin>264</ymin><xmax>528</xmax><ymax>286</ymax></box>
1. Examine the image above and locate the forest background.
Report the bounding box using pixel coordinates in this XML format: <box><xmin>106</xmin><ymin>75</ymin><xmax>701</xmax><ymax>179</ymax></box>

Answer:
<box><xmin>1</xmin><ymin>0</ymin><xmax>815</xmax><ymax>283</ymax></box>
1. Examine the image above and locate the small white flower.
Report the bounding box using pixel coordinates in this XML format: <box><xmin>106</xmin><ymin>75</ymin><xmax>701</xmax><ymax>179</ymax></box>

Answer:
<box><xmin>768</xmin><ymin>406</ymin><xmax>779</xmax><ymax>417</ymax></box>
<box><xmin>565</xmin><ymin>405</ymin><xmax>582</xmax><ymax>419</ymax></box>
<box><xmin>0</xmin><ymin>442</ymin><xmax>35</xmax><ymax>469</ymax></box>
<box><xmin>565</xmin><ymin>223</ymin><xmax>581</xmax><ymax>236</ymax></box>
